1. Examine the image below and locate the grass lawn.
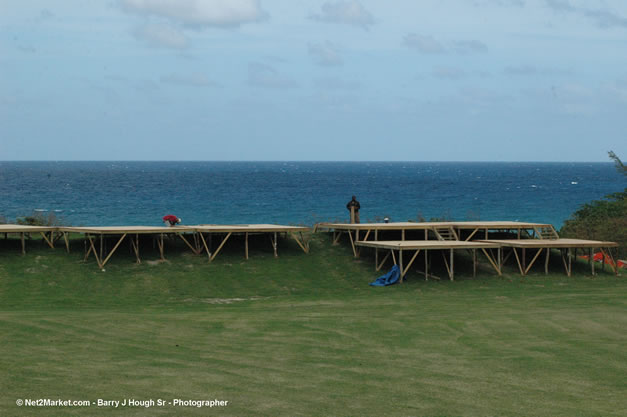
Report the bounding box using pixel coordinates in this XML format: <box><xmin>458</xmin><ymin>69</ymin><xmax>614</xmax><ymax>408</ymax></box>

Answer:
<box><xmin>0</xmin><ymin>233</ymin><xmax>625</xmax><ymax>416</ymax></box>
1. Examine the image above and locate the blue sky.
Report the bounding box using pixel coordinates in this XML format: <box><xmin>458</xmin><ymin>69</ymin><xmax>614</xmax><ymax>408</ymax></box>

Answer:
<box><xmin>1</xmin><ymin>0</ymin><xmax>626</xmax><ymax>161</ymax></box>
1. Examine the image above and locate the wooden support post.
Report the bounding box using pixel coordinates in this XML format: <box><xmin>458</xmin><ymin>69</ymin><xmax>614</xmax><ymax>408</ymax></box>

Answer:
<box><xmin>198</xmin><ymin>232</ymin><xmax>211</xmax><ymax>261</ymax></box>
<box><xmin>245</xmin><ymin>232</ymin><xmax>249</xmax><ymax>260</ymax></box>
<box><xmin>567</xmin><ymin>248</ymin><xmax>572</xmax><ymax>277</ymax></box>
<box><xmin>375</xmin><ymin>230</ymin><xmax>378</xmax><ymax>267</ymax></box>
<box><xmin>63</xmin><ymin>232</ymin><xmax>70</xmax><ymax>253</ymax></box>
<box><xmin>131</xmin><ymin>234</ymin><xmax>141</xmax><ymax>264</ymax></box>
<box><xmin>545</xmin><ymin>248</ymin><xmax>550</xmax><ymax>275</ymax></box>
<box><xmin>348</xmin><ymin>230</ymin><xmax>357</xmax><ymax>258</ymax></box>
<box><xmin>21</xmin><ymin>232</ymin><xmax>26</xmax><ymax>255</ymax></box>
<box><xmin>99</xmin><ymin>234</ymin><xmax>104</xmax><ymax>264</ymax></box>
<box><xmin>401</xmin><ymin>229</ymin><xmax>405</xmax><ymax>241</ymax></box>
<box><xmin>424</xmin><ymin>249</ymin><xmax>429</xmax><ymax>280</ymax></box>
<box><xmin>522</xmin><ymin>248</ymin><xmax>526</xmax><ymax>274</ymax></box>
<box><xmin>272</xmin><ymin>232</ymin><xmax>278</xmax><ymax>257</ymax></box>
<box><xmin>450</xmin><ymin>249</ymin><xmax>454</xmax><ymax>281</ymax></box>
<box><xmin>473</xmin><ymin>249</ymin><xmax>477</xmax><ymax>278</ymax></box>
<box><xmin>512</xmin><ymin>248</ymin><xmax>524</xmax><ymax>276</ymax></box>
<box><xmin>332</xmin><ymin>230</ymin><xmax>342</xmax><ymax>245</ymax></box>
<box><xmin>599</xmin><ymin>247</ymin><xmax>618</xmax><ymax>276</ymax></box>
<box><xmin>376</xmin><ymin>251</ymin><xmax>391</xmax><ymax>271</ymax></box>
<box><xmin>399</xmin><ymin>249</ymin><xmax>404</xmax><ymax>283</ymax></box>
<box><xmin>159</xmin><ymin>233</ymin><xmax>164</xmax><ymax>260</ymax></box>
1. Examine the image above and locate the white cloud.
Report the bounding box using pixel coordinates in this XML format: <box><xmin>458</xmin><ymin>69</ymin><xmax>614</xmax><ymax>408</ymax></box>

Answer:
<box><xmin>451</xmin><ymin>40</ymin><xmax>488</xmax><ymax>54</ymax></box>
<box><xmin>308</xmin><ymin>41</ymin><xmax>343</xmax><ymax>66</ymax></box>
<box><xmin>120</xmin><ymin>0</ymin><xmax>266</xmax><ymax>27</ymax></box>
<box><xmin>160</xmin><ymin>73</ymin><xmax>217</xmax><ymax>86</ymax></box>
<box><xmin>402</xmin><ymin>34</ymin><xmax>445</xmax><ymax>53</ymax></box>
<box><xmin>433</xmin><ymin>67</ymin><xmax>466</xmax><ymax>80</ymax></box>
<box><xmin>403</xmin><ymin>34</ymin><xmax>488</xmax><ymax>54</ymax></box>
<box><xmin>309</xmin><ymin>1</ymin><xmax>375</xmax><ymax>29</ymax></box>
<box><xmin>313</xmin><ymin>77</ymin><xmax>360</xmax><ymax>90</ymax></box>
<box><xmin>546</xmin><ymin>0</ymin><xmax>627</xmax><ymax>28</ymax></box>
<box><xmin>503</xmin><ymin>65</ymin><xmax>572</xmax><ymax>76</ymax></box>
<box><xmin>248</xmin><ymin>62</ymin><xmax>298</xmax><ymax>89</ymax></box>
<box><xmin>132</xmin><ymin>23</ymin><xmax>188</xmax><ymax>49</ymax></box>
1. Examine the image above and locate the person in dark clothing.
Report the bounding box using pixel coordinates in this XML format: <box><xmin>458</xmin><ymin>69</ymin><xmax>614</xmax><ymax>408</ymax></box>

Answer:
<box><xmin>346</xmin><ymin>196</ymin><xmax>360</xmax><ymax>224</ymax></box>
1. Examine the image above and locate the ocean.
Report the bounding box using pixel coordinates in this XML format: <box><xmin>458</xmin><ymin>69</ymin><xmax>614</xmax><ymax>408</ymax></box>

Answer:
<box><xmin>0</xmin><ymin>161</ymin><xmax>624</xmax><ymax>229</ymax></box>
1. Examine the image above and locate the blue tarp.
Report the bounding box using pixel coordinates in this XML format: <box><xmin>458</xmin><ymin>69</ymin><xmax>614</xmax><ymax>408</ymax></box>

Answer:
<box><xmin>369</xmin><ymin>265</ymin><xmax>400</xmax><ymax>286</ymax></box>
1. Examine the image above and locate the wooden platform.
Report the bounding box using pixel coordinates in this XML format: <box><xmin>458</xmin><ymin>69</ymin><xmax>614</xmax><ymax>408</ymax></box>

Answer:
<box><xmin>0</xmin><ymin>224</ymin><xmax>59</xmax><ymax>254</ymax></box>
<box><xmin>480</xmin><ymin>239</ymin><xmax>620</xmax><ymax>277</ymax></box>
<box><xmin>56</xmin><ymin>224</ymin><xmax>311</xmax><ymax>269</ymax></box>
<box><xmin>355</xmin><ymin>240</ymin><xmax>503</xmax><ymax>281</ymax></box>
<box><xmin>316</xmin><ymin>221</ymin><xmax>558</xmax><ymax>257</ymax></box>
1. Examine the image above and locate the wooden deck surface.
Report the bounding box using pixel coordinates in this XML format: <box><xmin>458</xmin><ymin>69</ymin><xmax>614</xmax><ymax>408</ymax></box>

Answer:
<box><xmin>355</xmin><ymin>240</ymin><xmax>502</xmax><ymax>250</ymax></box>
<box><xmin>316</xmin><ymin>221</ymin><xmax>553</xmax><ymax>231</ymax></box>
<box><xmin>0</xmin><ymin>224</ymin><xmax>59</xmax><ymax>232</ymax></box>
<box><xmin>480</xmin><ymin>239</ymin><xmax>618</xmax><ymax>248</ymax></box>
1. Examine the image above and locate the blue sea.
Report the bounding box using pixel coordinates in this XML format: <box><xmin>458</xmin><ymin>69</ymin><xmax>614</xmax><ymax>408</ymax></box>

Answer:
<box><xmin>0</xmin><ymin>161</ymin><xmax>624</xmax><ymax>229</ymax></box>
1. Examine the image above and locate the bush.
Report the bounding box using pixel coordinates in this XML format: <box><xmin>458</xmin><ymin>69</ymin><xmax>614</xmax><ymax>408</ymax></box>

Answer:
<box><xmin>16</xmin><ymin>211</ymin><xmax>66</xmax><ymax>227</ymax></box>
<box><xmin>560</xmin><ymin>190</ymin><xmax>627</xmax><ymax>259</ymax></box>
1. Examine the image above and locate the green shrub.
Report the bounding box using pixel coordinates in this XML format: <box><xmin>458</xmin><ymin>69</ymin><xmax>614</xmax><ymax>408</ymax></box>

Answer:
<box><xmin>16</xmin><ymin>211</ymin><xmax>66</xmax><ymax>227</ymax></box>
<box><xmin>560</xmin><ymin>190</ymin><xmax>627</xmax><ymax>259</ymax></box>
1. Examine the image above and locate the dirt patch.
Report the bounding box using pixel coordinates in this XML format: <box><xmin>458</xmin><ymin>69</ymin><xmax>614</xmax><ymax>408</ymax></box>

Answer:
<box><xmin>183</xmin><ymin>296</ymin><xmax>270</xmax><ymax>304</ymax></box>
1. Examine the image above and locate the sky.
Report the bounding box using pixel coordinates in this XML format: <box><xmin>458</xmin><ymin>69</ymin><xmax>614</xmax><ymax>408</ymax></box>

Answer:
<box><xmin>1</xmin><ymin>0</ymin><xmax>626</xmax><ymax>161</ymax></box>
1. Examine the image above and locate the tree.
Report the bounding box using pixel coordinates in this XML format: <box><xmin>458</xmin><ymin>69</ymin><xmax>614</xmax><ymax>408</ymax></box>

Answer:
<box><xmin>608</xmin><ymin>151</ymin><xmax>626</xmax><ymax>177</ymax></box>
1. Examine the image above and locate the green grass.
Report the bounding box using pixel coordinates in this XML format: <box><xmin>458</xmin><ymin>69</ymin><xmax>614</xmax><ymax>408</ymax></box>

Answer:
<box><xmin>0</xmin><ymin>233</ymin><xmax>626</xmax><ymax>416</ymax></box>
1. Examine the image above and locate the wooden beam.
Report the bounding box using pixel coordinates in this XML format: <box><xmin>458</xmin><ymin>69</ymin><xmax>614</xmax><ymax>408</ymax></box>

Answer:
<box><xmin>178</xmin><ymin>233</ymin><xmax>200</xmax><ymax>255</ymax></box>
<box><xmin>400</xmin><ymin>249</ymin><xmax>421</xmax><ymax>280</ymax></box>
<box><xmin>290</xmin><ymin>232</ymin><xmax>309</xmax><ymax>254</ymax></box>
<box><xmin>376</xmin><ymin>251</ymin><xmax>391</xmax><ymax>271</ymax></box>
<box><xmin>524</xmin><ymin>248</ymin><xmax>544</xmax><ymax>275</ymax></box>
<box><xmin>465</xmin><ymin>228</ymin><xmax>480</xmax><ymax>242</ymax></box>
<box><xmin>210</xmin><ymin>232</ymin><xmax>232</xmax><ymax>262</ymax></box>
<box><xmin>348</xmin><ymin>230</ymin><xmax>357</xmax><ymax>258</ymax></box>
<box><xmin>63</xmin><ymin>232</ymin><xmax>70</xmax><ymax>253</ymax></box>
<box><xmin>39</xmin><ymin>231</ymin><xmax>54</xmax><ymax>249</ymax></box>
<box><xmin>511</xmin><ymin>247</ymin><xmax>524</xmax><ymax>275</ymax></box>
<box><xmin>101</xmin><ymin>234</ymin><xmax>128</xmax><ymax>268</ymax></box>
<box><xmin>479</xmin><ymin>247</ymin><xmax>502</xmax><ymax>276</ymax></box>
<box><xmin>198</xmin><ymin>232</ymin><xmax>211</xmax><ymax>261</ymax></box>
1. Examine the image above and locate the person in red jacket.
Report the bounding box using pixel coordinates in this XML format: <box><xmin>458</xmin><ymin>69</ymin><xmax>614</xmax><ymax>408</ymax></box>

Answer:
<box><xmin>162</xmin><ymin>214</ymin><xmax>181</xmax><ymax>226</ymax></box>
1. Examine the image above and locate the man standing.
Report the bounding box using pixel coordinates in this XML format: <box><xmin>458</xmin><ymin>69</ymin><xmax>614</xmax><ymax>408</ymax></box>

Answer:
<box><xmin>346</xmin><ymin>196</ymin><xmax>360</xmax><ymax>224</ymax></box>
